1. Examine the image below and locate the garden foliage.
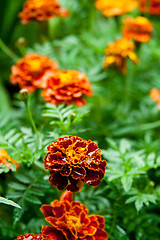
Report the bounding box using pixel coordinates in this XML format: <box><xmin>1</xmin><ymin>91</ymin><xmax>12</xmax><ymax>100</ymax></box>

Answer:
<box><xmin>0</xmin><ymin>0</ymin><xmax>160</xmax><ymax>239</ymax></box>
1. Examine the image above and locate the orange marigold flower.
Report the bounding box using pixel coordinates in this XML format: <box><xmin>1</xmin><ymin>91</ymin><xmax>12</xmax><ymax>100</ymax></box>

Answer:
<box><xmin>44</xmin><ymin>136</ymin><xmax>106</xmax><ymax>192</ymax></box>
<box><xmin>150</xmin><ymin>88</ymin><xmax>160</xmax><ymax>110</ymax></box>
<box><xmin>104</xmin><ymin>38</ymin><xmax>139</xmax><ymax>74</ymax></box>
<box><xmin>139</xmin><ymin>0</ymin><xmax>160</xmax><ymax>16</ymax></box>
<box><xmin>10</xmin><ymin>53</ymin><xmax>59</xmax><ymax>93</ymax></box>
<box><xmin>40</xmin><ymin>195</ymin><xmax>108</xmax><ymax>240</ymax></box>
<box><xmin>19</xmin><ymin>0</ymin><xmax>69</xmax><ymax>24</ymax></box>
<box><xmin>15</xmin><ymin>233</ymin><xmax>51</xmax><ymax>240</ymax></box>
<box><xmin>0</xmin><ymin>149</ymin><xmax>19</xmax><ymax>171</ymax></box>
<box><xmin>122</xmin><ymin>16</ymin><xmax>153</xmax><ymax>43</ymax></box>
<box><xmin>95</xmin><ymin>0</ymin><xmax>138</xmax><ymax>17</ymax></box>
<box><xmin>41</xmin><ymin>70</ymin><xmax>93</xmax><ymax>107</ymax></box>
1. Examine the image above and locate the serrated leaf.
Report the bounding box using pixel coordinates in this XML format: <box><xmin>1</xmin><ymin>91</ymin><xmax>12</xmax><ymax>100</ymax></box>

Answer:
<box><xmin>28</xmin><ymin>189</ymin><xmax>45</xmax><ymax>197</ymax></box>
<box><xmin>14</xmin><ymin>174</ymin><xmax>31</xmax><ymax>184</ymax></box>
<box><xmin>125</xmin><ymin>196</ymin><xmax>137</xmax><ymax>204</ymax></box>
<box><xmin>121</xmin><ymin>176</ymin><xmax>133</xmax><ymax>192</ymax></box>
<box><xmin>8</xmin><ymin>182</ymin><xmax>26</xmax><ymax>191</ymax></box>
<box><xmin>6</xmin><ymin>192</ymin><xmax>23</xmax><ymax>199</ymax></box>
<box><xmin>135</xmin><ymin>197</ymin><xmax>143</xmax><ymax>211</ymax></box>
<box><xmin>25</xmin><ymin>195</ymin><xmax>42</xmax><ymax>204</ymax></box>
<box><xmin>120</xmin><ymin>139</ymin><xmax>131</xmax><ymax>154</ymax></box>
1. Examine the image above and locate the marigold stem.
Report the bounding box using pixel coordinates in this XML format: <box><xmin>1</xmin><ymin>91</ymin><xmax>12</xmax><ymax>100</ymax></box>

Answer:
<box><xmin>0</xmin><ymin>38</ymin><xmax>19</xmax><ymax>62</ymax></box>
<box><xmin>124</xmin><ymin>60</ymin><xmax>134</xmax><ymax>101</ymax></box>
<box><xmin>72</xmin><ymin>192</ymin><xmax>77</xmax><ymax>201</ymax></box>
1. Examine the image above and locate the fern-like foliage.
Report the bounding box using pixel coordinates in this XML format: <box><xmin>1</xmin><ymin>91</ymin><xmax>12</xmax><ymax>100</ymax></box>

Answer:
<box><xmin>42</xmin><ymin>103</ymin><xmax>90</xmax><ymax>135</ymax></box>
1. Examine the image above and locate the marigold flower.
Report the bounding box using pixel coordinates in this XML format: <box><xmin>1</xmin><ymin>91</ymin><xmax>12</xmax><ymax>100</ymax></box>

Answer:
<box><xmin>139</xmin><ymin>0</ymin><xmax>160</xmax><ymax>16</ymax></box>
<box><xmin>44</xmin><ymin>136</ymin><xmax>106</xmax><ymax>192</ymax></box>
<box><xmin>150</xmin><ymin>88</ymin><xmax>160</xmax><ymax>109</ymax></box>
<box><xmin>15</xmin><ymin>233</ymin><xmax>51</xmax><ymax>240</ymax></box>
<box><xmin>0</xmin><ymin>149</ymin><xmax>19</xmax><ymax>171</ymax></box>
<box><xmin>95</xmin><ymin>0</ymin><xmax>138</xmax><ymax>17</ymax></box>
<box><xmin>19</xmin><ymin>0</ymin><xmax>69</xmax><ymax>24</ymax></box>
<box><xmin>122</xmin><ymin>16</ymin><xmax>153</xmax><ymax>43</ymax></box>
<box><xmin>10</xmin><ymin>53</ymin><xmax>59</xmax><ymax>93</ymax></box>
<box><xmin>41</xmin><ymin>70</ymin><xmax>93</xmax><ymax>106</ymax></box>
<box><xmin>104</xmin><ymin>38</ymin><xmax>139</xmax><ymax>74</ymax></box>
<box><xmin>40</xmin><ymin>194</ymin><xmax>108</xmax><ymax>240</ymax></box>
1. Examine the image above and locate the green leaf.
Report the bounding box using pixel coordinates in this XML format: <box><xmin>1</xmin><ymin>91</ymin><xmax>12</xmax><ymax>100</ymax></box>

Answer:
<box><xmin>0</xmin><ymin>197</ymin><xmax>21</xmax><ymax>208</ymax></box>
<box><xmin>135</xmin><ymin>197</ymin><xmax>143</xmax><ymax>211</ymax></box>
<box><xmin>8</xmin><ymin>182</ymin><xmax>26</xmax><ymax>191</ymax></box>
<box><xmin>121</xmin><ymin>176</ymin><xmax>133</xmax><ymax>192</ymax></box>
<box><xmin>25</xmin><ymin>195</ymin><xmax>42</xmax><ymax>205</ymax></box>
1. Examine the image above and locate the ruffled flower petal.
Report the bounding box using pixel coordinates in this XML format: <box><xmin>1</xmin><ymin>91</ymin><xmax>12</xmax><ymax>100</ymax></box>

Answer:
<box><xmin>44</xmin><ymin>136</ymin><xmax>106</xmax><ymax>192</ymax></box>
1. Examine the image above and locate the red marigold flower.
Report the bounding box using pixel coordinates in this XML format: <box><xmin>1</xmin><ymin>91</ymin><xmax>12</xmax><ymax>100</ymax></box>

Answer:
<box><xmin>95</xmin><ymin>0</ymin><xmax>138</xmax><ymax>17</ymax></box>
<box><xmin>122</xmin><ymin>16</ymin><xmax>153</xmax><ymax>43</ymax></box>
<box><xmin>10</xmin><ymin>53</ymin><xmax>59</xmax><ymax>93</ymax></box>
<box><xmin>41</xmin><ymin>70</ymin><xmax>93</xmax><ymax>107</ymax></box>
<box><xmin>150</xmin><ymin>88</ymin><xmax>160</xmax><ymax>110</ymax></box>
<box><xmin>19</xmin><ymin>0</ymin><xmax>69</xmax><ymax>24</ymax></box>
<box><xmin>15</xmin><ymin>233</ymin><xmax>51</xmax><ymax>240</ymax></box>
<box><xmin>104</xmin><ymin>38</ymin><xmax>139</xmax><ymax>74</ymax></box>
<box><xmin>0</xmin><ymin>149</ymin><xmax>19</xmax><ymax>171</ymax></box>
<box><xmin>44</xmin><ymin>136</ymin><xmax>106</xmax><ymax>192</ymax></box>
<box><xmin>139</xmin><ymin>0</ymin><xmax>160</xmax><ymax>16</ymax></box>
<box><xmin>40</xmin><ymin>196</ymin><xmax>108</xmax><ymax>240</ymax></box>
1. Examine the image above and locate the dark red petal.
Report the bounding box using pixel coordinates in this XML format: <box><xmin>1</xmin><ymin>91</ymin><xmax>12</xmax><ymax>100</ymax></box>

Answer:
<box><xmin>61</xmin><ymin>165</ymin><xmax>71</xmax><ymax>176</ymax></box>
<box><xmin>80</xmin><ymin>211</ymin><xmax>90</xmax><ymax>225</ymax></box>
<box><xmin>79</xmin><ymin>225</ymin><xmax>96</xmax><ymax>237</ymax></box>
<box><xmin>71</xmin><ymin>166</ymin><xmax>86</xmax><ymax>180</ymax></box>
<box><xmin>88</xmin><ymin>215</ymin><xmax>99</xmax><ymax>228</ymax></box>
<box><xmin>52</xmin><ymin>203</ymin><xmax>66</xmax><ymax>218</ymax></box>
<box><xmin>84</xmin><ymin>170</ymin><xmax>99</xmax><ymax>184</ymax></box>
<box><xmin>41</xmin><ymin>225</ymin><xmax>66</xmax><ymax>240</ymax></box>
<box><xmin>74</xmin><ymin>141</ymin><xmax>86</xmax><ymax>149</ymax></box>
<box><xmin>96</xmin><ymin>215</ymin><xmax>105</xmax><ymax>229</ymax></box>
<box><xmin>94</xmin><ymin>228</ymin><xmax>108</xmax><ymax>240</ymax></box>
<box><xmin>66</xmin><ymin>178</ymin><xmax>79</xmax><ymax>192</ymax></box>
<box><xmin>49</xmin><ymin>172</ymin><xmax>68</xmax><ymax>190</ymax></box>
<box><xmin>50</xmin><ymin>164</ymin><xmax>64</xmax><ymax>171</ymax></box>
<box><xmin>87</xmin><ymin>142</ymin><xmax>100</xmax><ymax>156</ymax></box>
<box><xmin>40</xmin><ymin>205</ymin><xmax>54</xmax><ymax>218</ymax></box>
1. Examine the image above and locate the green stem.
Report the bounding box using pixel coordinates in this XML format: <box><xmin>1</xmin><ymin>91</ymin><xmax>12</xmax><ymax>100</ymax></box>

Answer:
<box><xmin>72</xmin><ymin>192</ymin><xmax>77</xmax><ymax>201</ymax></box>
<box><xmin>108</xmin><ymin>207</ymin><xmax>117</xmax><ymax>237</ymax></box>
<box><xmin>48</xmin><ymin>18</ymin><xmax>60</xmax><ymax>40</ymax></box>
<box><xmin>124</xmin><ymin>61</ymin><xmax>134</xmax><ymax>101</ymax></box>
<box><xmin>0</xmin><ymin>38</ymin><xmax>19</xmax><ymax>62</ymax></box>
<box><xmin>25</xmin><ymin>97</ymin><xmax>38</xmax><ymax>135</ymax></box>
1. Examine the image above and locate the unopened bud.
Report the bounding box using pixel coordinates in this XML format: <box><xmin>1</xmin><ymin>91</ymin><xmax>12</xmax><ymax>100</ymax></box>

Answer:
<box><xmin>16</xmin><ymin>37</ymin><xmax>26</xmax><ymax>46</ymax></box>
<box><xmin>20</xmin><ymin>89</ymin><xmax>29</xmax><ymax>101</ymax></box>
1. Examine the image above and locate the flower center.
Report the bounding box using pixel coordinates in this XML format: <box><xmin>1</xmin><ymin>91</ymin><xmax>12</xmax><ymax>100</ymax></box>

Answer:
<box><xmin>66</xmin><ymin>145</ymin><xmax>87</xmax><ymax>164</ymax></box>
<box><xmin>66</xmin><ymin>214</ymin><xmax>82</xmax><ymax>237</ymax></box>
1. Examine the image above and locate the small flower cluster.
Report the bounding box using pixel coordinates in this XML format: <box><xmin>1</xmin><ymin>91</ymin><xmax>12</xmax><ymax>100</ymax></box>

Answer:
<box><xmin>0</xmin><ymin>149</ymin><xmax>19</xmax><ymax>171</ymax></box>
<box><xmin>95</xmin><ymin>0</ymin><xmax>153</xmax><ymax>74</ymax></box>
<box><xmin>104</xmin><ymin>38</ymin><xmax>139</xmax><ymax>74</ymax></box>
<box><xmin>122</xmin><ymin>16</ymin><xmax>153</xmax><ymax>43</ymax></box>
<box><xmin>139</xmin><ymin>0</ymin><xmax>160</xmax><ymax>16</ymax></box>
<box><xmin>19</xmin><ymin>0</ymin><xmax>69</xmax><ymax>24</ymax></box>
<box><xmin>15</xmin><ymin>136</ymin><xmax>108</xmax><ymax>240</ymax></box>
<box><xmin>95</xmin><ymin>0</ymin><xmax>138</xmax><ymax>17</ymax></box>
<box><xmin>150</xmin><ymin>88</ymin><xmax>160</xmax><ymax>110</ymax></box>
<box><xmin>10</xmin><ymin>53</ymin><xmax>93</xmax><ymax>106</ymax></box>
